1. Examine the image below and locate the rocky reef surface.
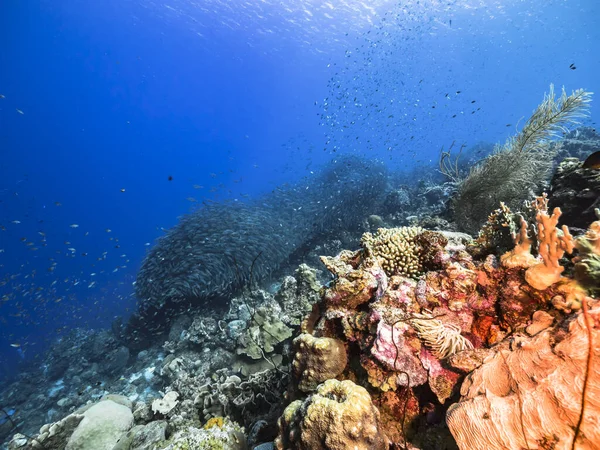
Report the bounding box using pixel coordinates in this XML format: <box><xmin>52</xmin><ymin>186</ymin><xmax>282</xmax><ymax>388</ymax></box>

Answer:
<box><xmin>1</xmin><ymin>129</ymin><xmax>600</xmax><ymax>450</ymax></box>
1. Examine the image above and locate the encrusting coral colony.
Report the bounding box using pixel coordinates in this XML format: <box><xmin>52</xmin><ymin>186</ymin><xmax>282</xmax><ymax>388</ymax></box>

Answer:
<box><xmin>5</xmin><ymin>87</ymin><xmax>599</xmax><ymax>450</ymax></box>
<box><xmin>276</xmin><ymin>202</ymin><xmax>599</xmax><ymax>450</ymax></box>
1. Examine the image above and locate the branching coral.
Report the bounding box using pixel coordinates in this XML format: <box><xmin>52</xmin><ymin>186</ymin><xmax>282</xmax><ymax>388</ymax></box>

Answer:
<box><xmin>524</xmin><ymin>207</ymin><xmax>575</xmax><ymax>290</ymax></box>
<box><xmin>362</xmin><ymin>227</ymin><xmax>425</xmax><ymax>277</ymax></box>
<box><xmin>361</xmin><ymin>227</ymin><xmax>447</xmax><ymax>278</ymax></box>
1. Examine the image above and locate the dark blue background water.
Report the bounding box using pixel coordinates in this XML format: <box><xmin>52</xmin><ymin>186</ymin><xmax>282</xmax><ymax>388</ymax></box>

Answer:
<box><xmin>1</xmin><ymin>0</ymin><xmax>598</xmax><ymax>378</ymax></box>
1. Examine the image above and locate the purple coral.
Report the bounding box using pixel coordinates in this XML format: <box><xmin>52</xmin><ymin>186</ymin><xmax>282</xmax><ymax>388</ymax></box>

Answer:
<box><xmin>371</xmin><ymin>320</ymin><xmax>428</xmax><ymax>387</ymax></box>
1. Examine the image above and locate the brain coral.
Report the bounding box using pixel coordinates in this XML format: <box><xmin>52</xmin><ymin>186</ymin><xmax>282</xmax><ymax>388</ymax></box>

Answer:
<box><xmin>275</xmin><ymin>379</ymin><xmax>388</xmax><ymax>450</ymax></box>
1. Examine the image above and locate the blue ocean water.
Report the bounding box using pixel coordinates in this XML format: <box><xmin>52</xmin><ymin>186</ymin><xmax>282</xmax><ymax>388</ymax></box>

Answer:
<box><xmin>0</xmin><ymin>0</ymin><xmax>598</xmax><ymax>382</ymax></box>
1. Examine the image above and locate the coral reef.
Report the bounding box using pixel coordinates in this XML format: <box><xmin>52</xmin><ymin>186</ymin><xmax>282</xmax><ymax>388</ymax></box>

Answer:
<box><xmin>129</xmin><ymin>156</ymin><xmax>388</xmax><ymax>349</ymax></box>
<box><xmin>5</xmin><ymin>120</ymin><xmax>600</xmax><ymax>450</ymax></box>
<box><xmin>5</xmin><ymin>197</ymin><xmax>598</xmax><ymax>450</ymax></box>
<box><xmin>1</xmin><ymin>267</ymin><xmax>315</xmax><ymax>446</ymax></box>
<box><xmin>283</xmin><ymin>228</ymin><xmax>477</xmax><ymax>444</ymax></box>
<box><xmin>280</xmin><ymin>200</ymin><xmax>599</xmax><ymax>448</ymax></box>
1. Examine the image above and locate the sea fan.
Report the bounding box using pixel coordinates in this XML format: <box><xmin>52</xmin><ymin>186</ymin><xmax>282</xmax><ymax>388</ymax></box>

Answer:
<box><xmin>453</xmin><ymin>85</ymin><xmax>593</xmax><ymax>234</ymax></box>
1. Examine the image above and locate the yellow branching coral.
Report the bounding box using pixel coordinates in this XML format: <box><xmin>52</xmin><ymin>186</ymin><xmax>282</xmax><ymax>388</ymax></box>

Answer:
<box><xmin>525</xmin><ymin>207</ymin><xmax>575</xmax><ymax>290</ymax></box>
<box><xmin>203</xmin><ymin>416</ymin><xmax>225</xmax><ymax>430</ymax></box>
<box><xmin>361</xmin><ymin>227</ymin><xmax>446</xmax><ymax>278</ymax></box>
<box><xmin>362</xmin><ymin>227</ymin><xmax>424</xmax><ymax>277</ymax></box>
<box><xmin>500</xmin><ymin>216</ymin><xmax>537</xmax><ymax>269</ymax></box>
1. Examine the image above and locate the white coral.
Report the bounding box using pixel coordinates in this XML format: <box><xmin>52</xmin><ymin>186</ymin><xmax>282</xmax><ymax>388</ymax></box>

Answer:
<box><xmin>152</xmin><ymin>391</ymin><xmax>179</xmax><ymax>415</ymax></box>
